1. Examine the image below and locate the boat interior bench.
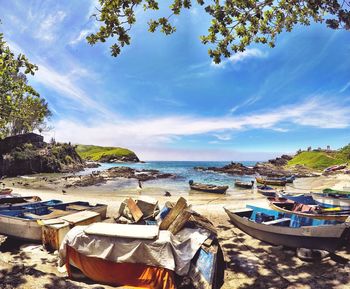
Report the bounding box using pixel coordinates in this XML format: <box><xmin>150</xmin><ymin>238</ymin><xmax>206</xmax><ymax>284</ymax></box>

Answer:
<box><xmin>262</xmin><ymin>217</ymin><xmax>291</xmax><ymax>226</ymax></box>
<box><xmin>66</xmin><ymin>204</ymin><xmax>91</xmax><ymax>211</ymax></box>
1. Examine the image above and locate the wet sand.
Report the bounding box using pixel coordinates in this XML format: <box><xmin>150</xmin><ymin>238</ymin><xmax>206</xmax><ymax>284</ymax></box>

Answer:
<box><xmin>0</xmin><ymin>174</ymin><xmax>350</xmax><ymax>288</ymax></box>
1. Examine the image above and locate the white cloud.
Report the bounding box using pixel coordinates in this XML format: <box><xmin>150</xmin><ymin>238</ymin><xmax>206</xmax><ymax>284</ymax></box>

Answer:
<box><xmin>340</xmin><ymin>81</ymin><xmax>350</xmax><ymax>93</ymax></box>
<box><xmin>211</xmin><ymin>48</ymin><xmax>267</xmax><ymax>69</ymax></box>
<box><xmin>44</xmin><ymin>97</ymin><xmax>350</xmax><ymax>159</ymax></box>
<box><xmin>35</xmin><ymin>11</ymin><xmax>66</xmax><ymax>42</ymax></box>
<box><xmin>69</xmin><ymin>29</ymin><xmax>91</xmax><ymax>45</ymax></box>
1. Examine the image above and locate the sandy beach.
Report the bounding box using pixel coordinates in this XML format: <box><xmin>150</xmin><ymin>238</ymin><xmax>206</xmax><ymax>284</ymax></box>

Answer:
<box><xmin>0</xmin><ymin>174</ymin><xmax>350</xmax><ymax>288</ymax></box>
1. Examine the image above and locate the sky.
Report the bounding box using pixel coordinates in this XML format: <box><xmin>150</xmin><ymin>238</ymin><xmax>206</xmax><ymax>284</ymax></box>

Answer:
<box><xmin>1</xmin><ymin>0</ymin><xmax>350</xmax><ymax>161</ymax></box>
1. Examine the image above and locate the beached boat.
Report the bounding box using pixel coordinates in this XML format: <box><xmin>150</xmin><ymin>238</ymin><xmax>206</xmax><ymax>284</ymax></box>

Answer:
<box><xmin>280</xmin><ymin>193</ymin><xmax>317</xmax><ymax>205</ymax></box>
<box><xmin>323</xmin><ymin>188</ymin><xmax>350</xmax><ymax>195</ymax></box>
<box><xmin>268</xmin><ymin>199</ymin><xmax>350</xmax><ymax>222</ymax></box>
<box><xmin>257</xmin><ymin>185</ymin><xmax>277</xmax><ymax>197</ymax></box>
<box><xmin>224</xmin><ymin>205</ymin><xmax>349</xmax><ymax>252</ymax></box>
<box><xmin>234</xmin><ymin>180</ymin><xmax>254</xmax><ymax>189</ymax></box>
<box><xmin>311</xmin><ymin>193</ymin><xmax>350</xmax><ymax>210</ymax></box>
<box><xmin>0</xmin><ymin>200</ymin><xmax>107</xmax><ymax>241</ymax></box>
<box><xmin>0</xmin><ymin>196</ymin><xmax>42</xmax><ymax>207</ymax></box>
<box><xmin>0</xmin><ymin>188</ymin><xmax>13</xmax><ymax>195</ymax></box>
<box><xmin>189</xmin><ymin>180</ymin><xmax>228</xmax><ymax>194</ymax></box>
<box><xmin>255</xmin><ymin>177</ymin><xmax>287</xmax><ymax>186</ymax></box>
<box><xmin>323</xmin><ymin>163</ymin><xmax>347</xmax><ymax>173</ymax></box>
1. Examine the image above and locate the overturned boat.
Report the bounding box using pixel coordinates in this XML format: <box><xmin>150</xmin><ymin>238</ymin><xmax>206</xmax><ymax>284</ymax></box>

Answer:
<box><xmin>224</xmin><ymin>205</ymin><xmax>350</xmax><ymax>252</ymax></box>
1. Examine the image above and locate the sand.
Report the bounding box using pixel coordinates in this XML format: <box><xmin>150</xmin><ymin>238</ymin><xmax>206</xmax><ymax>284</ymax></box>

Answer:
<box><xmin>0</xmin><ymin>174</ymin><xmax>350</xmax><ymax>289</ymax></box>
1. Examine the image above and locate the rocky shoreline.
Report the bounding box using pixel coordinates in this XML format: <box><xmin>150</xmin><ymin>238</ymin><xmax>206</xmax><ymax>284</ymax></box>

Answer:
<box><xmin>64</xmin><ymin>167</ymin><xmax>177</xmax><ymax>187</ymax></box>
<box><xmin>195</xmin><ymin>155</ymin><xmax>319</xmax><ymax>178</ymax></box>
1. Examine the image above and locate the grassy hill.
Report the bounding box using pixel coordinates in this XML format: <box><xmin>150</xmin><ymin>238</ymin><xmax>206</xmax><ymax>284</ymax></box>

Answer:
<box><xmin>76</xmin><ymin>145</ymin><xmax>139</xmax><ymax>162</ymax></box>
<box><xmin>287</xmin><ymin>144</ymin><xmax>350</xmax><ymax>170</ymax></box>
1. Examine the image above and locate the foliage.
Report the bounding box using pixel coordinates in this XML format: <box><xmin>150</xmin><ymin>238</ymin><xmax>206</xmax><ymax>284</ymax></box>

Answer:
<box><xmin>288</xmin><ymin>146</ymin><xmax>350</xmax><ymax>170</ymax></box>
<box><xmin>0</xmin><ymin>31</ymin><xmax>51</xmax><ymax>139</ymax></box>
<box><xmin>76</xmin><ymin>144</ymin><xmax>136</xmax><ymax>161</ymax></box>
<box><xmin>87</xmin><ymin>0</ymin><xmax>350</xmax><ymax>63</ymax></box>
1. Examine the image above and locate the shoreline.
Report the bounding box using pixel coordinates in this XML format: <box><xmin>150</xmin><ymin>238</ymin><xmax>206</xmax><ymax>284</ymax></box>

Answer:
<box><xmin>0</xmin><ymin>173</ymin><xmax>350</xmax><ymax>288</ymax></box>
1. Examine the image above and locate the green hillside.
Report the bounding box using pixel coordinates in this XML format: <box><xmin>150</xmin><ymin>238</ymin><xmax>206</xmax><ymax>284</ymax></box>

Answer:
<box><xmin>76</xmin><ymin>145</ymin><xmax>139</xmax><ymax>162</ymax></box>
<box><xmin>287</xmin><ymin>144</ymin><xmax>350</xmax><ymax>170</ymax></box>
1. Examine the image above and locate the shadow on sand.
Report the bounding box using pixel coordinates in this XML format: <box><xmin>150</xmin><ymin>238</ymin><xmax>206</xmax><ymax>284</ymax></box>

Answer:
<box><xmin>218</xmin><ymin>220</ymin><xmax>350</xmax><ymax>289</ymax></box>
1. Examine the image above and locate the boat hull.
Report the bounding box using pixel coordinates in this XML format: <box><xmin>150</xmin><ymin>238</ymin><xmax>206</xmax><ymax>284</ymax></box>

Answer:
<box><xmin>190</xmin><ymin>184</ymin><xmax>228</xmax><ymax>194</ymax></box>
<box><xmin>0</xmin><ymin>203</ymin><xmax>108</xmax><ymax>242</ymax></box>
<box><xmin>256</xmin><ymin>177</ymin><xmax>287</xmax><ymax>186</ymax></box>
<box><xmin>311</xmin><ymin>193</ymin><xmax>350</xmax><ymax>209</ymax></box>
<box><xmin>234</xmin><ymin>182</ymin><xmax>253</xmax><ymax>189</ymax></box>
<box><xmin>224</xmin><ymin>208</ymin><xmax>348</xmax><ymax>252</ymax></box>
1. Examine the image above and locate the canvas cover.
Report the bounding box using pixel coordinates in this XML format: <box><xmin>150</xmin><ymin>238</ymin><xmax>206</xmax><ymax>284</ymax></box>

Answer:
<box><xmin>66</xmin><ymin>245</ymin><xmax>176</xmax><ymax>289</ymax></box>
<box><xmin>59</xmin><ymin>225</ymin><xmax>210</xmax><ymax>276</ymax></box>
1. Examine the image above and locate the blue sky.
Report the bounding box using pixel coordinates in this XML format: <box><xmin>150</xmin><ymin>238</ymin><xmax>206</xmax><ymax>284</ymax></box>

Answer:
<box><xmin>1</xmin><ymin>0</ymin><xmax>350</xmax><ymax>160</ymax></box>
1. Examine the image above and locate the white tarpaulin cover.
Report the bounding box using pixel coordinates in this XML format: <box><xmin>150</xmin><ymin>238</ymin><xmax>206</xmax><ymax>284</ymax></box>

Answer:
<box><xmin>59</xmin><ymin>225</ymin><xmax>210</xmax><ymax>276</ymax></box>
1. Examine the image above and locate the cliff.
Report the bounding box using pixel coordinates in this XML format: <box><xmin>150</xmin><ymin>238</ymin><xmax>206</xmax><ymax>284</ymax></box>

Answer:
<box><xmin>76</xmin><ymin>145</ymin><xmax>140</xmax><ymax>163</ymax></box>
<box><xmin>0</xmin><ymin>133</ymin><xmax>84</xmax><ymax>177</ymax></box>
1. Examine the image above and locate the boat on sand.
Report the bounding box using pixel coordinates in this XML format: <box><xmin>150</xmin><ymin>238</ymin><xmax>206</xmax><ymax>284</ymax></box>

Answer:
<box><xmin>234</xmin><ymin>180</ymin><xmax>254</xmax><ymax>189</ymax></box>
<box><xmin>268</xmin><ymin>198</ymin><xmax>350</xmax><ymax>222</ymax></box>
<box><xmin>224</xmin><ymin>205</ymin><xmax>349</xmax><ymax>252</ymax></box>
<box><xmin>0</xmin><ymin>200</ymin><xmax>107</xmax><ymax>242</ymax></box>
<box><xmin>255</xmin><ymin>177</ymin><xmax>287</xmax><ymax>186</ymax></box>
<box><xmin>189</xmin><ymin>180</ymin><xmax>228</xmax><ymax>194</ymax></box>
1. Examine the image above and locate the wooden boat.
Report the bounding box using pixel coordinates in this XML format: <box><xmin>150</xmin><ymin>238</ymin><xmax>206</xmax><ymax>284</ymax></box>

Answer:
<box><xmin>311</xmin><ymin>193</ymin><xmax>350</xmax><ymax>210</ymax></box>
<box><xmin>268</xmin><ymin>199</ymin><xmax>350</xmax><ymax>222</ymax></box>
<box><xmin>234</xmin><ymin>180</ymin><xmax>254</xmax><ymax>189</ymax></box>
<box><xmin>224</xmin><ymin>205</ymin><xmax>349</xmax><ymax>252</ymax></box>
<box><xmin>323</xmin><ymin>188</ymin><xmax>350</xmax><ymax>195</ymax></box>
<box><xmin>189</xmin><ymin>180</ymin><xmax>228</xmax><ymax>194</ymax></box>
<box><xmin>323</xmin><ymin>163</ymin><xmax>347</xmax><ymax>173</ymax></box>
<box><xmin>257</xmin><ymin>185</ymin><xmax>277</xmax><ymax>197</ymax></box>
<box><xmin>0</xmin><ymin>200</ymin><xmax>107</xmax><ymax>241</ymax></box>
<box><xmin>0</xmin><ymin>188</ymin><xmax>13</xmax><ymax>195</ymax></box>
<box><xmin>280</xmin><ymin>193</ymin><xmax>317</xmax><ymax>205</ymax></box>
<box><xmin>0</xmin><ymin>196</ymin><xmax>42</xmax><ymax>207</ymax></box>
<box><xmin>255</xmin><ymin>177</ymin><xmax>287</xmax><ymax>186</ymax></box>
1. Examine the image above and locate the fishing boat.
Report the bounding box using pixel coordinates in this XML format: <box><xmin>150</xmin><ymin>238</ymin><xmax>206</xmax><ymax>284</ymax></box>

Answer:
<box><xmin>0</xmin><ymin>196</ymin><xmax>42</xmax><ymax>207</ymax></box>
<box><xmin>280</xmin><ymin>193</ymin><xmax>317</xmax><ymax>205</ymax></box>
<box><xmin>323</xmin><ymin>163</ymin><xmax>347</xmax><ymax>173</ymax></box>
<box><xmin>268</xmin><ymin>198</ymin><xmax>350</xmax><ymax>222</ymax></box>
<box><xmin>257</xmin><ymin>185</ymin><xmax>277</xmax><ymax>197</ymax></box>
<box><xmin>0</xmin><ymin>200</ymin><xmax>107</xmax><ymax>241</ymax></box>
<box><xmin>189</xmin><ymin>180</ymin><xmax>228</xmax><ymax>194</ymax></box>
<box><xmin>311</xmin><ymin>193</ymin><xmax>350</xmax><ymax>210</ymax></box>
<box><xmin>224</xmin><ymin>205</ymin><xmax>349</xmax><ymax>252</ymax></box>
<box><xmin>0</xmin><ymin>188</ymin><xmax>13</xmax><ymax>195</ymax></box>
<box><xmin>234</xmin><ymin>180</ymin><xmax>254</xmax><ymax>189</ymax></box>
<box><xmin>323</xmin><ymin>188</ymin><xmax>350</xmax><ymax>195</ymax></box>
<box><xmin>255</xmin><ymin>177</ymin><xmax>287</xmax><ymax>186</ymax></box>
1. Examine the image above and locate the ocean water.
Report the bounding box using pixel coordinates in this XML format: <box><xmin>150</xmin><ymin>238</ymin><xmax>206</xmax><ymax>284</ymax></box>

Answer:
<box><xmin>81</xmin><ymin>161</ymin><xmax>258</xmax><ymax>194</ymax></box>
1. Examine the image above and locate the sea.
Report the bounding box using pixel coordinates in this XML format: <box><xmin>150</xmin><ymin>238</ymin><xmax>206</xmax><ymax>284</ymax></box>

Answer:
<box><xmin>80</xmin><ymin>161</ymin><xmax>259</xmax><ymax>195</ymax></box>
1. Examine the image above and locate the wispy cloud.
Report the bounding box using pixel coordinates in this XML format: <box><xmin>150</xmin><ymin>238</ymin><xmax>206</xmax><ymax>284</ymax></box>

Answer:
<box><xmin>35</xmin><ymin>11</ymin><xmax>66</xmax><ymax>42</ymax></box>
<box><xmin>46</xmin><ymin>96</ymin><xmax>350</xmax><ymax>151</ymax></box>
<box><xmin>340</xmin><ymin>81</ymin><xmax>350</xmax><ymax>93</ymax></box>
<box><xmin>211</xmin><ymin>48</ymin><xmax>267</xmax><ymax>69</ymax></box>
<box><xmin>229</xmin><ymin>96</ymin><xmax>261</xmax><ymax>113</ymax></box>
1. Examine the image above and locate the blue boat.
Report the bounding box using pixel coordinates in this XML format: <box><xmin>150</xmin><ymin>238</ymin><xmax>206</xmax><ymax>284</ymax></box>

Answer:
<box><xmin>224</xmin><ymin>205</ymin><xmax>349</xmax><ymax>252</ymax></box>
<box><xmin>280</xmin><ymin>193</ymin><xmax>317</xmax><ymax>205</ymax></box>
<box><xmin>0</xmin><ymin>200</ymin><xmax>107</xmax><ymax>242</ymax></box>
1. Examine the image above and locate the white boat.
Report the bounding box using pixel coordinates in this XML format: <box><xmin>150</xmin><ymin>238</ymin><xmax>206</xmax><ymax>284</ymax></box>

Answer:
<box><xmin>311</xmin><ymin>193</ymin><xmax>350</xmax><ymax>209</ymax></box>
<box><xmin>0</xmin><ymin>200</ymin><xmax>107</xmax><ymax>242</ymax></box>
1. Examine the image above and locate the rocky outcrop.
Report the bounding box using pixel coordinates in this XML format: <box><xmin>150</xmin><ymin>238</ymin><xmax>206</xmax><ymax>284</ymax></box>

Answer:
<box><xmin>65</xmin><ymin>167</ymin><xmax>176</xmax><ymax>187</ymax></box>
<box><xmin>194</xmin><ymin>157</ymin><xmax>318</xmax><ymax>178</ymax></box>
<box><xmin>0</xmin><ymin>133</ymin><xmax>84</xmax><ymax>177</ymax></box>
<box><xmin>99</xmin><ymin>153</ymin><xmax>139</xmax><ymax>163</ymax></box>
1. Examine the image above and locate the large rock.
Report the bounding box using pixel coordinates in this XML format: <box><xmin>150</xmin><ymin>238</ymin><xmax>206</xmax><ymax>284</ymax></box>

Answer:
<box><xmin>0</xmin><ymin>133</ymin><xmax>84</xmax><ymax>177</ymax></box>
